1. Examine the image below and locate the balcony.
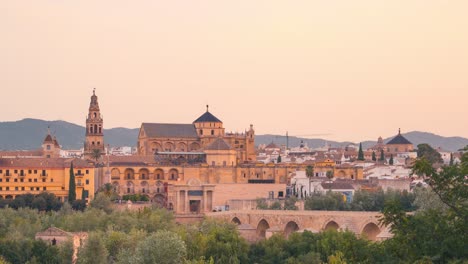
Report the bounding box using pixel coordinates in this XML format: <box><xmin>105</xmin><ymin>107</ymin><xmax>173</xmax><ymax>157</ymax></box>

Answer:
<box><xmin>40</xmin><ymin>173</ymin><xmax>48</xmax><ymax>177</ymax></box>
<box><xmin>75</xmin><ymin>173</ymin><xmax>85</xmax><ymax>177</ymax></box>
<box><xmin>76</xmin><ymin>182</ymin><xmax>84</xmax><ymax>187</ymax></box>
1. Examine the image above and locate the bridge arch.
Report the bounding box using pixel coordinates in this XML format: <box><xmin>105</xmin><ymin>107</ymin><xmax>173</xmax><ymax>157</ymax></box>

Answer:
<box><xmin>284</xmin><ymin>221</ymin><xmax>300</xmax><ymax>238</ymax></box>
<box><xmin>323</xmin><ymin>220</ymin><xmax>340</xmax><ymax>231</ymax></box>
<box><xmin>231</xmin><ymin>217</ymin><xmax>241</xmax><ymax>225</ymax></box>
<box><xmin>256</xmin><ymin>219</ymin><xmax>270</xmax><ymax>239</ymax></box>
<box><xmin>360</xmin><ymin>222</ymin><xmax>381</xmax><ymax>241</ymax></box>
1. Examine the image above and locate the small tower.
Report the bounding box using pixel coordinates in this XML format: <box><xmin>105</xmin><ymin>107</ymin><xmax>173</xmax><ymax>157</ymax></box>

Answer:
<box><xmin>245</xmin><ymin>124</ymin><xmax>256</xmax><ymax>162</ymax></box>
<box><xmin>42</xmin><ymin>128</ymin><xmax>61</xmax><ymax>158</ymax></box>
<box><xmin>84</xmin><ymin>89</ymin><xmax>104</xmax><ymax>160</ymax></box>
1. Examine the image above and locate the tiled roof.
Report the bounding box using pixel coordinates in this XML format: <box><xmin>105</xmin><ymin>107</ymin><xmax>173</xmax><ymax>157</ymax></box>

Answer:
<box><xmin>205</xmin><ymin>138</ymin><xmax>232</xmax><ymax>150</ymax></box>
<box><xmin>193</xmin><ymin>111</ymin><xmax>222</xmax><ymax>123</ymax></box>
<box><xmin>108</xmin><ymin>155</ymin><xmax>155</xmax><ymax>166</ymax></box>
<box><xmin>141</xmin><ymin>123</ymin><xmax>199</xmax><ymax>138</ymax></box>
<box><xmin>387</xmin><ymin>134</ymin><xmax>412</xmax><ymax>145</ymax></box>
<box><xmin>43</xmin><ymin>134</ymin><xmax>53</xmax><ymax>143</ymax></box>
<box><xmin>0</xmin><ymin>150</ymin><xmax>43</xmax><ymax>157</ymax></box>
<box><xmin>0</xmin><ymin>158</ymin><xmax>92</xmax><ymax>168</ymax></box>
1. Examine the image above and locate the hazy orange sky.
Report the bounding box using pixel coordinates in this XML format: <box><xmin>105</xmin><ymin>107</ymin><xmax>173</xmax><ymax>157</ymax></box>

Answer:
<box><xmin>1</xmin><ymin>1</ymin><xmax>467</xmax><ymax>142</ymax></box>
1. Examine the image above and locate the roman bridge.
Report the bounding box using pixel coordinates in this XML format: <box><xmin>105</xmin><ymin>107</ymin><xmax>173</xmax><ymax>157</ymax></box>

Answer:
<box><xmin>205</xmin><ymin>210</ymin><xmax>391</xmax><ymax>242</ymax></box>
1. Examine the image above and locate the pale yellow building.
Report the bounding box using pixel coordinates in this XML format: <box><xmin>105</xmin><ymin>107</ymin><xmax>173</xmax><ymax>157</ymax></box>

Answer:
<box><xmin>0</xmin><ymin>157</ymin><xmax>95</xmax><ymax>202</ymax></box>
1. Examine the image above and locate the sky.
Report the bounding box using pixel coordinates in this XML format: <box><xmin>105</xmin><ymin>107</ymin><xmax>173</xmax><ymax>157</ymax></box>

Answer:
<box><xmin>1</xmin><ymin>1</ymin><xmax>467</xmax><ymax>142</ymax></box>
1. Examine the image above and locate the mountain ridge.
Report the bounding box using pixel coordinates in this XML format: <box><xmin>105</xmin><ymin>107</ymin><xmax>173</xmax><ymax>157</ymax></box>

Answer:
<box><xmin>0</xmin><ymin>119</ymin><xmax>467</xmax><ymax>152</ymax></box>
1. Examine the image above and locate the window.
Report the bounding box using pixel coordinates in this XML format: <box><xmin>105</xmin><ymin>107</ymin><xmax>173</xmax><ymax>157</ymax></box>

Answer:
<box><xmin>29</xmin><ymin>179</ymin><xmax>32</xmax><ymax>182</ymax></box>
<box><xmin>142</xmin><ymin>188</ymin><xmax>146</xmax><ymax>193</ymax></box>
<box><xmin>30</xmin><ymin>187</ymin><xmax>34</xmax><ymax>191</ymax></box>
<box><xmin>51</xmin><ymin>178</ymin><xmax>54</xmax><ymax>182</ymax></box>
<box><xmin>14</xmin><ymin>179</ymin><xmax>17</xmax><ymax>182</ymax></box>
<box><xmin>15</xmin><ymin>187</ymin><xmax>18</xmax><ymax>191</ymax></box>
<box><xmin>41</xmin><ymin>170</ymin><xmax>46</xmax><ymax>176</ymax></box>
<box><xmin>20</xmin><ymin>179</ymin><xmax>23</xmax><ymax>182</ymax></box>
<box><xmin>0</xmin><ymin>170</ymin><xmax>2</xmax><ymax>174</ymax></box>
<box><xmin>0</xmin><ymin>179</ymin><xmax>2</xmax><ymax>182</ymax></box>
<box><xmin>21</xmin><ymin>187</ymin><xmax>25</xmax><ymax>191</ymax></box>
<box><xmin>200</xmin><ymin>129</ymin><xmax>203</xmax><ymax>135</ymax></box>
<box><xmin>86</xmin><ymin>170</ymin><xmax>89</xmax><ymax>174</ymax></box>
<box><xmin>14</xmin><ymin>170</ymin><xmax>17</xmax><ymax>174</ymax></box>
<box><xmin>34</xmin><ymin>179</ymin><xmax>38</xmax><ymax>182</ymax></box>
<box><xmin>47</xmin><ymin>145</ymin><xmax>51</xmax><ymax>150</ymax></box>
<box><xmin>34</xmin><ymin>170</ymin><xmax>37</xmax><ymax>174</ymax></box>
<box><xmin>6</xmin><ymin>179</ymin><xmax>9</xmax><ymax>182</ymax></box>
<box><xmin>0</xmin><ymin>187</ymin><xmax>2</xmax><ymax>190</ymax></box>
<box><xmin>36</xmin><ymin>187</ymin><xmax>40</xmax><ymax>191</ymax></box>
<box><xmin>92</xmin><ymin>141</ymin><xmax>95</xmax><ymax>146</ymax></box>
<box><xmin>42</xmin><ymin>179</ymin><xmax>46</xmax><ymax>182</ymax></box>
<box><xmin>43</xmin><ymin>187</ymin><xmax>46</xmax><ymax>191</ymax></box>
<box><xmin>86</xmin><ymin>179</ymin><xmax>89</xmax><ymax>185</ymax></box>
<box><xmin>77</xmin><ymin>170</ymin><xmax>81</xmax><ymax>175</ymax></box>
<box><xmin>211</xmin><ymin>130</ymin><xmax>214</xmax><ymax>135</ymax></box>
<box><xmin>6</xmin><ymin>170</ymin><xmax>9</xmax><ymax>176</ymax></box>
<box><xmin>278</xmin><ymin>191</ymin><xmax>284</xmax><ymax>197</ymax></box>
<box><xmin>28</xmin><ymin>170</ymin><xmax>32</xmax><ymax>174</ymax></box>
<box><xmin>6</xmin><ymin>187</ymin><xmax>9</xmax><ymax>191</ymax></box>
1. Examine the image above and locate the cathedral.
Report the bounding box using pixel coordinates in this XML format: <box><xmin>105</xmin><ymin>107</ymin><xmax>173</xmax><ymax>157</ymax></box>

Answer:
<box><xmin>87</xmin><ymin>91</ymin><xmax>297</xmax><ymax>214</ymax></box>
<box><xmin>137</xmin><ymin>105</ymin><xmax>256</xmax><ymax>165</ymax></box>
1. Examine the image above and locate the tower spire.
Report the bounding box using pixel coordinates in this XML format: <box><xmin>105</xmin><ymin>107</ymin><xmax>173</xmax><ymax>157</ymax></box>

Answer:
<box><xmin>399</xmin><ymin>128</ymin><xmax>401</xmax><ymax>135</ymax></box>
<box><xmin>206</xmin><ymin>104</ymin><xmax>209</xmax><ymax>112</ymax></box>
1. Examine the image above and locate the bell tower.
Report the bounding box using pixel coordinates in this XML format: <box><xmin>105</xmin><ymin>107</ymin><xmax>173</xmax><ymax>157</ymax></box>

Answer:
<box><xmin>84</xmin><ymin>89</ymin><xmax>104</xmax><ymax>159</ymax></box>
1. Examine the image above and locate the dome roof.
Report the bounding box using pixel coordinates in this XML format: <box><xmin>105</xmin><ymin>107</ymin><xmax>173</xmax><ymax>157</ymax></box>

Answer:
<box><xmin>193</xmin><ymin>105</ymin><xmax>222</xmax><ymax>123</ymax></box>
<box><xmin>387</xmin><ymin>129</ymin><xmax>412</xmax><ymax>145</ymax></box>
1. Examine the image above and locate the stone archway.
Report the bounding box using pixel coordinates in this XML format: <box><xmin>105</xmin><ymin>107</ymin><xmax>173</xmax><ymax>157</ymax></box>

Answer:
<box><xmin>190</xmin><ymin>142</ymin><xmax>201</xmax><ymax>151</ymax></box>
<box><xmin>176</xmin><ymin>142</ymin><xmax>187</xmax><ymax>152</ymax></box>
<box><xmin>139</xmin><ymin>169</ymin><xmax>150</xmax><ymax>180</ymax></box>
<box><xmin>324</xmin><ymin>220</ymin><xmax>340</xmax><ymax>231</ymax></box>
<box><xmin>361</xmin><ymin>222</ymin><xmax>381</xmax><ymax>241</ymax></box>
<box><xmin>111</xmin><ymin>168</ymin><xmax>120</xmax><ymax>180</ymax></box>
<box><xmin>232</xmin><ymin>217</ymin><xmax>241</xmax><ymax>225</ymax></box>
<box><xmin>154</xmin><ymin>169</ymin><xmax>164</xmax><ymax>180</ymax></box>
<box><xmin>256</xmin><ymin>219</ymin><xmax>270</xmax><ymax>239</ymax></box>
<box><xmin>284</xmin><ymin>221</ymin><xmax>299</xmax><ymax>238</ymax></box>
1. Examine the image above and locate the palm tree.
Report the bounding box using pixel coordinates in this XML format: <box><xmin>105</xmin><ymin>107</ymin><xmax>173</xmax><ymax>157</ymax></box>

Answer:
<box><xmin>305</xmin><ymin>165</ymin><xmax>314</xmax><ymax>197</ymax></box>
<box><xmin>91</xmin><ymin>149</ymin><xmax>102</xmax><ymax>162</ymax></box>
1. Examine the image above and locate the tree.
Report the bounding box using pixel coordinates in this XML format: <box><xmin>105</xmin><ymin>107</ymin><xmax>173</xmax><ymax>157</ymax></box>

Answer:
<box><xmin>380</xmin><ymin>152</ymin><xmax>468</xmax><ymax>262</ymax></box>
<box><xmin>68</xmin><ymin>162</ymin><xmax>76</xmax><ymax>203</ymax></box>
<box><xmin>449</xmin><ymin>152</ymin><xmax>454</xmax><ymax>165</ymax></box>
<box><xmin>371</xmin><ymin>151</ymin><xmax>376</xmax><ymax>162</ymax></box>
<box><xmin>77</xmin><ymin>232</ymin><xmax>109</xmax><ymax>264</ymax></box>
<box><xmin>283</xmin><ymin>197</ymin><xmax>298</xmax><ymax>210</ymax></box>
<box><xmin>91</xmin><ymin>149</ymin><xmax>102</xmax><ymax>162</ymax></box>
<box><xmin>416</xmin><ymin>143</ymin><xmax>443</xmax><ymax>164</ymax></box>
<box><xmin>357</xmin><ymin>143</ymin><xmax>365</xmax><ymax>161</ymax></box>
<box><xmin>277</xmin><ymin>155</ymin><xmax>282</xmax><ymax>163</ymax></box>
<box><xmin>389</xmin><ymin>154</ymin><xmax>394</xmax><ymax>165</ymax></box>
<box><xmin>379</xmin><ymin>149</ymin><xmax>385</xmax><ymax>162</ymax></box>
<box><xmin>133</xmin><ymin>230</ymin><xmax>186</xmax><ymax>264</ymax></box>
<box><xmin>326</xmin><ymin>170</ymin><xmax>334</xmax><ymax>181</ymax></box>
<box><xmin>305</xmin><ymin>165</ymin><xmax>314</xmax><ymax>197</ymax></box>
<box><xmin>90</xmin><ymin>192</ymin><xmax>113</xmax><ymax>214</ymax></box>
<box><xmin>256</xmin><ymin>198</ymin><xmax>268</xmax><ymax>210</ymax></box>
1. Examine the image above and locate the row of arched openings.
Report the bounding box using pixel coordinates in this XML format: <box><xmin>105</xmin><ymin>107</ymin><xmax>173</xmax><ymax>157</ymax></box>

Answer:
<box><xmin>231</xmin><ymin>218</ymin><xmax>382</xmax><ymax>241</ymax></box>
<box><xmin>111</xmin><ymin>168</ymin><xmax>179</xmax><ymax>181</ymax></box>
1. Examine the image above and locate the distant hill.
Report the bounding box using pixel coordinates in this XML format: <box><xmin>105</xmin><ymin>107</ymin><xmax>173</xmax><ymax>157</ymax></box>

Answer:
<box><xmin>0</xmin><ymin>119</ymin><xmax>467</xmax><ymax>152</ymax></box>
<box><xmin>0</xmin><ymin>119</ymin><xmax>138</xmax><ymax>150</ymax></box>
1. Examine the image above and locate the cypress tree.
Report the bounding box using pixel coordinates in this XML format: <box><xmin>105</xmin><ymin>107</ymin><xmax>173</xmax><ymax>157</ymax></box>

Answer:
<box><xmin>389</xmin><ymin>154</ymin><xmax>394</xmax><ymax>165</ymax></box>
<box><xmin>357</xmin><ymin>143</ymin><xmax>365</xmax><ymax>161</ymax></box>
<box><xmin>68</xmin><ymin>162</ymin><xmax>76</xmax><ymax>202</ymax></box>
<box><xmin>372</xmin><ymin>151</ymin><xmax>376</xmax><ymax>161</ymax></box>
<box><xmin>379</xmin><ymin>149</ymin><xmax>385</xmax><ymax>162</ymax></box>
<box><xmin>449</xmin><ymin>152</ymin><xmax>454</xmax><ymax>165</ymax></box>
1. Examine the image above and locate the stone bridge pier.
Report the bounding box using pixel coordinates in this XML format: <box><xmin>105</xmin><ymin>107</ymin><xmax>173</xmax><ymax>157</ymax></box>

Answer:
<box><xmin>205</xmin><ymin>210</ymin><xmax>391</xmax><ymax>243</ymax></box>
